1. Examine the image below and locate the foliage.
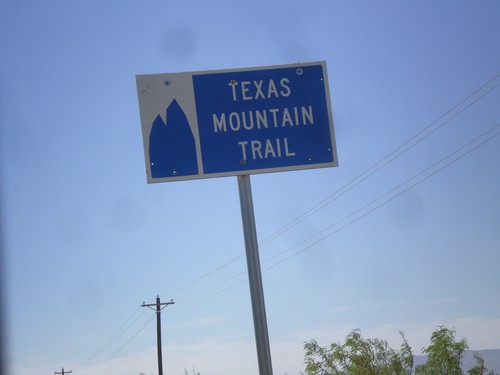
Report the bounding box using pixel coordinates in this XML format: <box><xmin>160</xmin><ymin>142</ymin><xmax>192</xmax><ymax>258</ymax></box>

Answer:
<box><xmin>183</xmin><ymin>327</ymin><xmax>498</xmax><ymax>375</ymax></box>
<box><xmin>303</xmin><ymin>329</ymin><xmax>413</xmax><ymax>375</ymax></box>
<box><xmin>415</xmin><ymin>326</ymin><xmax>468</xmax><ymax>375</ymax></box>
<box><xmin>467</xmin><ymin>352</ymin><xmax>500</xmax><ymax>375</ymax></box>
<box><xmin>303</xmin><ymin>326</ymin><xmax>497</xmax><ymax>375</ymax></box>
<box><xmin>183</xmin><ymin>368</ymin><xmax>200</xmax><ymax>375</ymax></box>
<box><xmin>398</xmin><ymin>330</ymin><xmax>414</xmax><ymax>373</ymax></box>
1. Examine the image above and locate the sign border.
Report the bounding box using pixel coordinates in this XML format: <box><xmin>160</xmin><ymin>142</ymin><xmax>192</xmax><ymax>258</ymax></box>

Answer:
<box><xmin>136</xmin><ymin>61</ymin><xmax>338</xmax><ymax>183</ymax></box>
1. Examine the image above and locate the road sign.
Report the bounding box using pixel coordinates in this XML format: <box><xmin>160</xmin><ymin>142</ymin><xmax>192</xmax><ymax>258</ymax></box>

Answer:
<box><xmin>136</xmin><ymin>61</ymin><xmax>338</xmax><ymax>183</ymax></box>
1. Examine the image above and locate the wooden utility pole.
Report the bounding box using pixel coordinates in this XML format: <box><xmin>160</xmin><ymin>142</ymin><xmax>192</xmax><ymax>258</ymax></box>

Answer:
<box><xmin>142</xmin><ymin>296</ymin><xmax>174</xmax><ymax>375</ymax></box>
<box><xmin>54</xmin><ymin>368</ymin><xmax>72</xmax><ymax>375</ymax></box>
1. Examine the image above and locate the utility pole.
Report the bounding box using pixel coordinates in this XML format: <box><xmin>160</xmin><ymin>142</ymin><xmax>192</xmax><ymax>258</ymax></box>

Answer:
<box><xmin>54</xmin><ymin>368</ymin><xmax>72</xmax><ymax>375</ymax></box>
<box><xmin>141</xmin><ymin>296</ymin><xmax>174</xmax><ymax>375</ymax></box>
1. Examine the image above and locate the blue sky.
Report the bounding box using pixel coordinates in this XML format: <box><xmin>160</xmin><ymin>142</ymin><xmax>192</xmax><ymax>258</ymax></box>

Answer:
<box><xmin>1</xmin><ymin>1</ymin><xmax>499</xmax><ymax>375</ymax></box>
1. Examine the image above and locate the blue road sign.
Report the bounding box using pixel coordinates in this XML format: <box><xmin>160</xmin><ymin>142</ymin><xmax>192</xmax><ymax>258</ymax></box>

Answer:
<box><xmin>136</xmin><ymin>61</ymin><xmax>338</xmax><ymax>183</ymax></box>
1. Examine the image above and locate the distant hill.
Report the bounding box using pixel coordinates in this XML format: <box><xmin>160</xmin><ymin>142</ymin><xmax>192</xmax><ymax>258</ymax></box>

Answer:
<box><xmin>414</xmin><ymin>349</ymin><xmax>500</xmax><ymax>374</ymax></box>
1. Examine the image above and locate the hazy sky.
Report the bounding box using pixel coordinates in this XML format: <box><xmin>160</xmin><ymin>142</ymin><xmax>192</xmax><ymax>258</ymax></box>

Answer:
<box><xmin>1</xmin><ymin>1</ymin><xmax>499</xmax><ymax>375</ymax></box>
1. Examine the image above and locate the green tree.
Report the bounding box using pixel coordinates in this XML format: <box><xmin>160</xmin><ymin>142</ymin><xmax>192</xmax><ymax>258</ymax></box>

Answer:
<box><xmin>415</xmin><ymin>326</ymin><xmax>468</xmax><ymax>375</ymax></box>
<box><xmin>467</xmin><ymin>352</ymin><xmax>500</xmax><ymax>375</ymax></box>
<box><xmin>468</xmin><ymin>352</ymin><xmax>488</xmax><ymax>375</ymax></box>
<box><xmin>303</xmin><ymin>329</ymin><xmax>413</xmax><ymax>375</ymax></box>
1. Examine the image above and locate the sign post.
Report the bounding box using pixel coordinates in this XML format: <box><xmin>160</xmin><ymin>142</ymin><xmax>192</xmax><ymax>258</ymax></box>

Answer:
<box><xmin>238</xmin><ymin>174</ymin><xmax>273</xmax><ymax>375</ymax></box>
<box><xmin>136</xmin><ymin>62</ymin><xmax>338</xmax><ymax>375</ymax></box>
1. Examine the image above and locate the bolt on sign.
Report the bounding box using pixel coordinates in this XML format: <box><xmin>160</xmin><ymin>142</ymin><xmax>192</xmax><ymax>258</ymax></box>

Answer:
<box><xmin>136</xmin><ymin>61</ymin><xmax>338</xmax><ymax>183</ymax></box>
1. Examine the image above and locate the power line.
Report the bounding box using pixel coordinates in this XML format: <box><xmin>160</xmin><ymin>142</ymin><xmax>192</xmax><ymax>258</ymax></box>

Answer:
<box><xmin>86</xmin><ymin>119</ymin><xmax>497</xmax><ymax>367</ymax></box>
<box><xmin>163</xmin><ymin>253</ymin><xmax>245</xmax><ymax>296</ymax></box>
<box><xmin>175</xmin><ymin>122</ymin><xmax>499</xmax><ymax>308</ymax></box>
<box><xmin>74</xmin><ymin>73</ymin><xmax>499</xmax><ymax>372</ymax></box>
<box><xmin>75</xmin><ymin>305</ymin><xmax>145</xmax><ymax>369</ymax></box>
<box><xmin>159</xmin><ymin>73</ymin><xmax>499</xmax><ymax>299</ymax></box>
<box><xmin>81</xmin><ymin>312</ymin><xmax>157</xmax><ymax>375</ymax></box>
<box><xmin>180</xmin><ymin>278</ymin><xmax>248</xmax><ymax>309</ymax></box>
<box><xmin>261</xmin><ymin>123</ymin><xmax>500</xmax><ymax>271</ymax></box>
<box><xmin>257</xmin><ymin>80</ymin><xmax>499</xmax><ymax>247</ymax></box>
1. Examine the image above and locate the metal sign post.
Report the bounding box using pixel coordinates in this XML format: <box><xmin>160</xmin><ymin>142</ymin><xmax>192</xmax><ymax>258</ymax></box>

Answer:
<box><xmin>237</xmin><ymin>174</ymin><xmax>273</xmax><ymax>375</ymax></box>
<box><xmin>136</xmin><ymin>61</ymin><xmax>338</xmax><ymax>375</ymax></box>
